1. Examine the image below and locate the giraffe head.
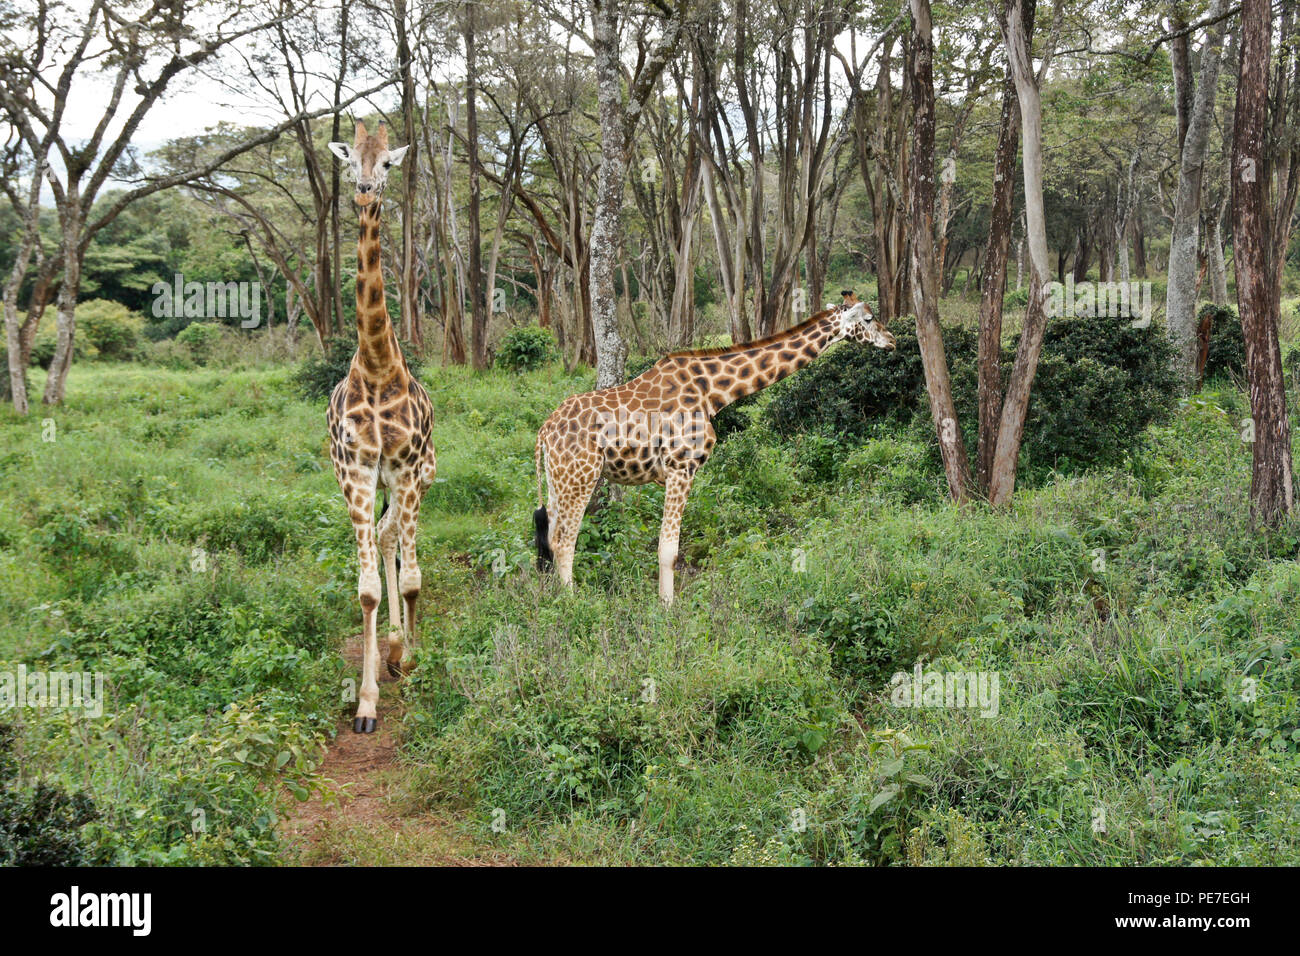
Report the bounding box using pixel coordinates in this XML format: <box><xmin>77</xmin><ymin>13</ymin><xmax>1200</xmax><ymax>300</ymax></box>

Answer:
<box><xmin>834</xmin><ymin>293</ymin><xmax>896</xmax><ymax>350</ymax></box>
<box><xmin>328</xmin><ymin>121</ymin><xmax>409</xmax><ymax>208</ymax></box>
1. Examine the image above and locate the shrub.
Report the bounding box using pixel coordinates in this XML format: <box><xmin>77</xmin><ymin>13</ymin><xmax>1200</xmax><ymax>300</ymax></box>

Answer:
<box><xmin>145</xmin><ymin>337</ymin><xmax>196</xmax><ymax>370</ymax></box>
<box><xmin>30</xmin><ymin>321</ymin><xmax>93</xmax><ymax>368</ymax></box>
<box><xmin>0</xmin><ymin>723</ymin><xmax>101</xmax><ymax>865</ymax></box>
<box><xmin>174</xmin><ymin>322</ymin><xmax>226</xmax><ymax>366</ymax></box>
<box><xmin>1198</xmin><ymin>303</ymin><xmax>1246</xmax><ymax>380</ymax></box>
<box><xmin>495</xmin><ymin>325</ymin><xmax>558</xmax><ymax>373</ymax></box>
<box><xmin>1012</xmin><ymin>316</ymin><xmax>1180</xmax><ymax>476</ymax></box>
<box><xmin>293</xmin><ymin>334</ymin><xmax>424</xmax><ymax>401</ymax></box>
<box><xmin>765</xmin><ymin>327</ymin><xmax>958</xmax><ymax>438</ymax></box>
<box><xmin>766</xmin><ymin>317</ymin><xmax>1179</xmax><ymax>481</ymax></box>
<box><xmin>77</xmin><ymin>299</ymin><xmax>144</xmax><ymax>360</ymax></box>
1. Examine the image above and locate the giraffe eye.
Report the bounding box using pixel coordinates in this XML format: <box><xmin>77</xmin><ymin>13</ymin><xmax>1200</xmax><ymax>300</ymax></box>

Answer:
<box><xmin>382</xmin><ymin>161</ymin><xmax>391</xmax><ymax>169</ymax></box>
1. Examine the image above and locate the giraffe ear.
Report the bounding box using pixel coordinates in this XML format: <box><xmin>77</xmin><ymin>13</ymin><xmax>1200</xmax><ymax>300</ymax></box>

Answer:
<box><xmin>385</xmin><ymin>145</ymin><xmax>410</xmax><ymax>167</ymax></box>
<box><xmin>327</xmin><ymin>142</ymin><xmax>352</xmax><ymax>162</ymax></box>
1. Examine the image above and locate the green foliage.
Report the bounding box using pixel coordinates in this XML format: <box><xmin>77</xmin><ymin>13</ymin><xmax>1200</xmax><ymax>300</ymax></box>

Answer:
<box><xmin>0</xmin><ymin>723</ymin><xmax>101</xmax><ymax>866</ymax></box>
<box><xmin>1013</xmin><ymin>317</ymin><xmax>1181</xmax><ymax>477</ymax></box>
<box><xmin>174</xmin><ymin>322</ymin><xmax>225</xmax><ymax>366</ymax></box>
<box><xmin>1199</xmin><ymin>303</ymin><xmax>1246</xmax><ymax>380</ymax></box>
<box><xmin>293</xmin><ymin>334</ymin><xmax>424</xmax><ymax>401</ymax></box>
<box><xmin>3</xmin><ymin>345</ymin><xmax>1298</xmax><ymax>867</ymax></box>
<box><xmin>76</xmin><ymin>299</ymin><xmax>145</xmax><ymax>361</ymax></box>
<box><xmin>766</xmin><ymin>317</ymin><xmax>1179</xmax><ymax>481</ymax></box>
<box><xmin>495</xmin><ymin>325</ymin><xmax>558</xmax><ymax>373</ymax></box>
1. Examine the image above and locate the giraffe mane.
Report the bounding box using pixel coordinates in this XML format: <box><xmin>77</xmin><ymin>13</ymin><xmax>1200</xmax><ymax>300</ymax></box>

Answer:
<box><xmin>662</xmin><ymin>308</ymin><xmax>840</xmax><ymax>359</ymax></box>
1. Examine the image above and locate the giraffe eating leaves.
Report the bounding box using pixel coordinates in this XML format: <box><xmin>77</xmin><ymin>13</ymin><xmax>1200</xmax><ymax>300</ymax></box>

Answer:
<box><xmin>326</xmin><ymin>121</ymin><xmax>435</xmax><ymax>733</ymax></box>
<box><xmin>534</xmin><ymin>291</ymin><xmax>896</xmax><ymax>605</ymax></box>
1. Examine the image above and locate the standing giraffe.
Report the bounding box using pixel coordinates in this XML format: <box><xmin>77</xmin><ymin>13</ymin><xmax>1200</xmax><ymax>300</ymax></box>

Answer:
<box><xmin>534</xmin><ymin>292</ymin><xmax>896</xmax><ymax>604</ymax></box>
<box><xmin>326</xmin><ymin>121</ymin><xmax>435</xmax><ymax>733</ymax></box>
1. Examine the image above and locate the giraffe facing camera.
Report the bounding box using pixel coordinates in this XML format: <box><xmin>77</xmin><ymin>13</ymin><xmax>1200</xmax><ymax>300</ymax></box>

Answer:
<box><xmin>328</xmin><ymin>120</ymin><xmax>410</xmax><ymax>208</ymax></box>
<box><xmin>326</xmin><ymin>122</ymin><xmax>434</xmax><ymax>734</ymax></box>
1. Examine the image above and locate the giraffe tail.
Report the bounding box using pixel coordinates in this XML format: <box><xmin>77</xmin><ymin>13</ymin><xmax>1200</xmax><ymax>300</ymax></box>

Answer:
<box><xmin>534</xmin><ymin>435</ymin><xmax>553</xmax><ymax>572</ymax></box>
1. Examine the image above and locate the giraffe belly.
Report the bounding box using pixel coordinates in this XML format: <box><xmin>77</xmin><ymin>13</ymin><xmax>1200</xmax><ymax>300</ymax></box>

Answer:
<box><xmin>602</xmin><ymin>451</ymin><xmax>665</xmax><ymax>486</ymax></box>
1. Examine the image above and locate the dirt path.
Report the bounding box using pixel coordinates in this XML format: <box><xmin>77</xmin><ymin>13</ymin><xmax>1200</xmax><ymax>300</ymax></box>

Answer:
<box><xmin>281</xmin><ymin>634</ymin><xmax>515</xmax><ymax>866</ymax></box>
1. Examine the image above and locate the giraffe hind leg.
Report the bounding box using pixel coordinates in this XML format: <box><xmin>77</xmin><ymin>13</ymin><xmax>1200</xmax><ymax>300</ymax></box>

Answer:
<box><xmin>377</xmin><ymin>493</ymin><xmax>404</xmax><ymax>673</ymax></box>
<box><xmin>550</xmin><ymin>463</ymin><xmax>599</xmax><ymax>591</ymax></box>
<box><xmin>390</xmin><ymin>477</ymin><xmax>424</xmax><ymax>677</ymax></box>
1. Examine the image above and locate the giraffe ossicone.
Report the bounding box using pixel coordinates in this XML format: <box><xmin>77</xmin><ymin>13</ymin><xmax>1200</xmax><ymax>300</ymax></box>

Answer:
<box><xmin>534</xmin><ymin>290</ymin><xmax>896</xmax><ymax>605</ymax></box>
<box><xmin>326</xmin><ymin>121</ymin><xmax>434</xmax><ymax>734</ymax></box>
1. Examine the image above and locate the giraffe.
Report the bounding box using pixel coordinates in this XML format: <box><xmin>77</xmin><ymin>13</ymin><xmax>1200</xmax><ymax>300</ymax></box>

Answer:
<box><xmin>326</xmin><ymin>121</ymin><xmax>435</xmax><ymax>733</ymax></box>
<box><xmin>534</xmin><ymin>291</ymin><xmax>896</xmax><ymax>604</ymax></box>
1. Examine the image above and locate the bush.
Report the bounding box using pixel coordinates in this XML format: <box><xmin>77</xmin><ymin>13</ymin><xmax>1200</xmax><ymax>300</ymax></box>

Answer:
<box><xmin>495</xmin><ymin>325</ymin><xmax>558</xmax><ymax>373</ymax></box>
<box><xmin>1013</xmin><ymin>317</ymin><xmax>1180</xmax><ymax>475</ymax></box>
<box><xmin>77</xmin><ymin>299</ymin><xmax>144</xmax><ymax>360</ymax></box>
<box><xmin>766</xmin><ymin>325</ymin><xmax>977</xmax><ymax>439</ymax></box>
<box><xmin>30</xmin><ymin>320</ymin><xmax>93</xmax><ymax>368</ymax></box>
<box><xmin>145</xmin><ymin>337</ymin><xmax>197</xmax><ymax>370</ymax></box>
<box><xmin>174</xmin><ymin>322</ymin><xmax>225</xmax><ymax>366</ymax></box>
<box><xmin>0</xmin><ymin>723</ymin><xmax>101</xmax><ymax>866</ymax></box>
<box><xmin>1198</xmin><ymin>303</ymin><xmax>1246</xmax><ymax>380</ymax></box>
<box><xmin>293</xmin><ymin>334</ymin><xmax>424</xmax><ymax>401</ymax></box>
<box><xmin>765</xmin><ymin>317</ymin><xmax>1179</xmax><ymax>481</ymax></box>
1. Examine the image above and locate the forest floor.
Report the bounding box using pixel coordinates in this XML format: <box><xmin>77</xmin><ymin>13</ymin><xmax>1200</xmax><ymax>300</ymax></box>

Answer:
<box><xmin>282</xmin><ymin>633</ymin><xmax>516</xmax><ymax>866</ymax></box>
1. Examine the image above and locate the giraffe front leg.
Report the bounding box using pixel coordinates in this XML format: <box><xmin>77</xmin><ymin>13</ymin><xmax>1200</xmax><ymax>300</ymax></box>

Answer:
<box><xmin>348</xmin><ymin>488</ymin><xmax>382</xmax><ymax>734</ymax></box>
<box><xmin>658</xmin><ymin>468</ymin><xmax>695</xmax><ymax>605</ymax></box>
<box><xmin>389</xmin><ymin>480</ymin><xmax>424</xmax><ymax>676</ymax></box>
<box><xmin>377</xmin><ymin>499</ymin><xmax>404</xmax><ymax>672</ymax></box>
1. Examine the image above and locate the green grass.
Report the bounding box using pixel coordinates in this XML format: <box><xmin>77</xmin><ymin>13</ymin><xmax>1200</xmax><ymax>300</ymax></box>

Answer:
<box><xmin>1</xmin><ymin>344</ymin><xmax>1298</xmax><ymax>865</ymax></box>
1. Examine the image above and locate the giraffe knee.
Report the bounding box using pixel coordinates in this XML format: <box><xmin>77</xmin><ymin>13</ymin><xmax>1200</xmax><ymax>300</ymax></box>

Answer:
<box><xmin>399</xmin><ymin>564</ymin><xmax>421</xmax><ymax>597</ymax></box>
<box><xmin>359</xmin><ymin>569</ymin><xmax>381</xmax><ymax>608</ymax></box>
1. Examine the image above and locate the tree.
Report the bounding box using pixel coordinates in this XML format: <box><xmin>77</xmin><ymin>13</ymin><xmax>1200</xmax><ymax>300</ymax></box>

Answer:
<box><xmin>987</xmin><ymin>0</ymin><xmax>1058</xmax><ymax>506</ymax></box>
<box><xmin>587</xmin><ymin>0</ymin><xmax>687</xmax><ymax>388</ymax></box>
<box><xmin>0</xmin><ymin>0</ymin><xmax>394</xmax><ymax>408</ymax></box>
<box><xmin>1165</xmin><ymin>0</ymin><xmax>1230</xmax><ymax>385</ymax></box>
<box><xmin>908</xmin><ymin>0</ymin><xmax>972</xmax><ymax>501</ymax></box>
<box><xmin>1231</xmin><ymin>0</ymin><xmax>1295</xmax><ymax>525</ymax></box>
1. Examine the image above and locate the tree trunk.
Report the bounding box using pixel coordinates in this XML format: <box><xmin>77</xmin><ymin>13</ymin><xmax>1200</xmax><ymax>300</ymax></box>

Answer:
<box><xmin>1232</xmin><ymin>0</ymin><xmax>1295</xmax><ymax>525</ymax></box>
<box><xmin>976</xmin><ymin>71</ymin><xmax>1022</xmax><ymax>494</ymax></box>
<box><xmin>590</xmin><ymin>0</ymin><xmax>629</xmax><ymax>387</ymax></box>
<box><xmin>466</xmin><ymin>7</ymin><xmax>488</xmax><ymax>369</ymax></box>
<box><xmin>43</xmin><ymin>216</ymin><xmax>82</xmax><ymax>406</ymax></box>
<box><xmin>396</xmin><ymin>0</ymin><xmax>420</xmax><ymax>347</ymax></box>
<box><xmin>988</xmin><ymin>0</ymin><xmax>1052</xmax><ymax>507</ymax></box>
<box><xmin>1208</xmin><ymin>197</ymin><xmax>1229</xmax><ymax>305</ymax></box>
<box><xmin>1166</xmin><ymin>0</ymin><xmax>1229</xmax><ymax>384</ymax></box>
<box><xmin>908</xmin><ymin>0</ymin><xmax>971</xmax><ymax>502</ymax></box>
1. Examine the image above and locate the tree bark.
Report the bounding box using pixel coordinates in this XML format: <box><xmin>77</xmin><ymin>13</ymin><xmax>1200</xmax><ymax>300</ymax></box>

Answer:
<box><xmin>1166</xmin><ymin>0</ymin><xmax>1229</xmax><ymax>385</ymax></box>
<box><xmin>466</xmin><ymin>5</ymin><xmax>488</xmax><ymax>369</ymax></box>
<box><xmin>988</xmin><ymin>0</ymin><xmax>1053</xmax><ymax>507</ymax></box>
<box><xmin>909</xmin><ymin>0</ymin><xmax>972</xmax><ymax>502</ymax></box>
<box><xmin>976</xmin><ymin>70</ymin><xmax>1022</xmax><ymax>494</ymax></box>
<box><xmin>1232</xmin><ymin>0</ymin><xmax>1295</xmax><ymax>525</ymax></box>
<box><xmin>590</xmin><ymin>0</ymin><xmax>630</xmax><ymax>387</ymax></box>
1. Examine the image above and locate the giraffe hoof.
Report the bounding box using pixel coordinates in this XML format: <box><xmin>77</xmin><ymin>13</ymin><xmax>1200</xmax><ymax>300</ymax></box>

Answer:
<box><xmin>388</xmin><ymin>657</ymin><xmax>418</xmax><ymax>679</ymax></box>
<box><xmin>352</xmin><ymin>716</ymin><xmax>377</xmax><ymax>734</ymax></box>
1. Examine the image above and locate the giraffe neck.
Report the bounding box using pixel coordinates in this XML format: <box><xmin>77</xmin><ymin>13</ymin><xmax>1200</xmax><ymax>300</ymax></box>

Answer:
<box><xmin>355</xmin><ymin>201</ymin><xmax>403</xmax><ymax>382</ymax></box>
<box><xmin>684</xmin><ymin>311</ymin><xmax>841</xmax><ymax>414</ymax></box>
